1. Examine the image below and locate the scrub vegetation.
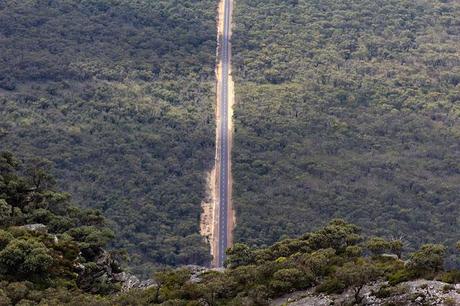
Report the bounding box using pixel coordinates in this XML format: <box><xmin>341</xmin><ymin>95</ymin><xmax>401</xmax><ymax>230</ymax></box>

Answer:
<box><xmin>104</xmin><ymin>220</ymin><xmax>460</xmax><ymax>305</ymax></box>
<box><xmin>2</xmin><ymin>163</ymin><xmax>457</xmax><ymax>306</ymax></box>
<box><xmin>231</xmin><ymin>0</ymin><xmax>460</xmax><ymax>267</ymax></box>
<box><xmin>0</xmin><ymin>0</ymin><xmax>217</xmax><ymax>275</ymax></box>
<box><xmin>0</xmin><ymin>152</ymin><xmax>122</xmax><ymax>304</ymax></box>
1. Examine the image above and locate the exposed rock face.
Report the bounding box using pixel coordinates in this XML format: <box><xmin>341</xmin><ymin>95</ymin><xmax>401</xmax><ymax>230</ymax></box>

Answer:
<box><xmin>20</xmin><ymin>223</ymin><xmax>48</xmax><ymax>234</ymax></box>
<box><xmin>76</xmin><ymin>249</ymin><xmax>156</xmax><ymax>293</ymax></box>
<box><xmin>20</xmin><ymin>223</ymin><xmax>59</xmax><ymax>243</ymax></box>
<box><xmin>76</xmin><ymin>249</ymin><xmax>124</xmax><ymax>293</ymax></box>
<box><xmin>113</xmin><ymin>272</ymin><xmax>156</xmax><ymax>292</ymax></box>
<box><xmin>19</xmin><ymin>224</ymin><xmax>155</xmax><ymax>293</ymax></box>
<box><xmin>112</xmin><ymin>265</ymin><xmax>208</xmax><ymax>292</ymax></box>
<box><xmin>271</xmin><ymin>280</ymin><xmax>460</xmax><ymax>306</ymax></box>
<box><xmin>186</xmin><ymin>265</ymin><xmax>210</xmax><ymax>283</ymax></box>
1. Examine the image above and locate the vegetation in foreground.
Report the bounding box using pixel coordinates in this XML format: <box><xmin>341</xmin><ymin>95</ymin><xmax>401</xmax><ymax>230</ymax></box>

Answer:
<box><xmin>0</xmin><ymin>152</ymin><xmax>122</xmax><ymax>304</ymax></box>
<box><xmin>1</xmin><ymin>155</ymin><xmax>458</xmax><ymax>305</ymax></box>
<box><xmin>135</xmin><ymin>220</ymin><xmax>459</xmax><ymax>305</ymax></box>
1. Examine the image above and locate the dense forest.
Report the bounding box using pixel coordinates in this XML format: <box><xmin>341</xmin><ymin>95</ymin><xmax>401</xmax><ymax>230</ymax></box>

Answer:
<box><xmin>2</xmin><ymin>159</ymin><xmax>457</xmax><ymax>306</ymax></box>
<box><xmin>2</xmin><ymin>0</ymin><xmax>459</xmax><ymax>286</ymax></box>
<box><xmin>232</xmin><ymin>0</ymin><xmax>460</xmax><ymax>267</ymax></box>
<box><xmin>0</xmin><ymin>0</ymin><xmax>217</xmax><ymax>274</ymax></box>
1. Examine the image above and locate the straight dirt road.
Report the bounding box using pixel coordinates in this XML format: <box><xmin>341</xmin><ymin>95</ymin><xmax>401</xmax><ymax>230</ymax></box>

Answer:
<box><xmin>216</xmin><ymin>0</ymin><xmax>233</xmax><ymax>267</ymax></box>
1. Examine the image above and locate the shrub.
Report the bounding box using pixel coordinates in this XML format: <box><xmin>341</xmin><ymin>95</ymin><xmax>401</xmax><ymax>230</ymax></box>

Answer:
<box><xmin>388</xmin><ymin>269</ymin><xmax>412</xmax><ymax>286</ymax></box>
<box><xmin>440</xmin><ymin>270</ymin><xmax>460</xmax><ymax>284</ymax></box>
<box><xmin>442</xmin><ymin>284</ymin><xmax>454</xmax><ymax>292</ymax></box>
<box><xmin>316</xmin><ymin>277</ymin><xmax>346</xmax><ymax>294</ymax></box>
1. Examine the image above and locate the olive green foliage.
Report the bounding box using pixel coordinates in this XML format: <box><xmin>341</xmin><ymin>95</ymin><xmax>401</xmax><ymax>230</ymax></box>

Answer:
<box><xmin>1</xmin><ymin>213</ymin><xmax>456</xmax><ymax>305</ymax></box>
<box><xmin>0</xmin><ymin>152</ymin><xmax>120</xmax><ymax>301</ymax></box>
<box><xmin>407</xmin><ymin>244</ymin><xmax>446</xmax><ymax>276</ymax></box>
<box><xmin>120</xmin><ymin>220</ymin><xmax>457</xmax><ymax>305</ymax></box>
<box><xmin>0</xmin><ymin>281</ymin><xmax>110</xmax><ymax>306</ymax></box>
<box><xmin>366</xmin><ymin>237</ymin><xmax>403</xmax><ymax>258</ymax></box>
<box><xmin>231</xmin><ymin>0</ymin><xmax>460</xmax><ymax>267</ymax></box>
<box><xmin>0</xmin><ymin>0</ymin><xmax>217</xmax><ymax>273</ymax></box>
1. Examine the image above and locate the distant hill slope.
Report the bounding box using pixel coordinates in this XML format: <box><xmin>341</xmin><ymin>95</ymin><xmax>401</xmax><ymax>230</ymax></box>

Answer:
<box><xmin>232</xmin><ymin>0</ymin><xmax>460</xmax><ymax>267</ymax></box>
<box><xmin>0</xmin><ymin>0</ymin><xmax>217</xmax><ymax>275</ymax></box>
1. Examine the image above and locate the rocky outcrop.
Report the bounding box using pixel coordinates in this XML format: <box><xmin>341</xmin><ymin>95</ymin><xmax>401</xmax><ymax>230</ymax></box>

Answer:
<box><xmin>20</xmin><ymin>223</ymin><xmax>48</xmax><ymax>234</ymax></box>
<box><xmin>113</xmin><ymin>272</ymin><xmax>156</xmax><ymax>292</ymax></box>
<box><xmin>20</xmin><ymin>223</ymin><xmax>155</xmax><ymax>293</ymax></box>
<box><xmin>19</xmin><ymin>223</ymin><xmax>59</xmax><ymax>243</ymax></box>
<box><xmin>271</xmin><ymin>280</ymin><xmax>460</xmax><ymax>306</ymax></box>
<box><xmin>76</xmin><ymin>249</ymin><xmax>156</xmax><ymax>293</ymax></box>
<box><xmin>76</xmin><ymin>249</ymin><xmax>123</xmax><ymax>293</ymax></box>
<box><xmin>186</xmin><ymin>265</ymin><xmax>211</xmax><ymax>283</ymax></box>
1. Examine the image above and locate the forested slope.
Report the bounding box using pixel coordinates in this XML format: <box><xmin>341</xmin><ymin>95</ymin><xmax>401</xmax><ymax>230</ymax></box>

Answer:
<box><xmin>0</xmin><ymin>0</ymin><xmax>217</xmax><ymax>274</ymax></box>
<box><xmin>0</xmin><ymin>152</ymin><xmax>124</xmax><ymax>303</ymax></box>
<box><xmin>232</xmin><ymin>0</ymin><xmax>460</xmax><ymax>266</ymax></box>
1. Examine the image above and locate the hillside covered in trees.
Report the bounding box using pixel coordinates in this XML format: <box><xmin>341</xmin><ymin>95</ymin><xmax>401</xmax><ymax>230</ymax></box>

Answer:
<box><xmin>2</xmin><ymin>159</ymin><xmax>457</xmax><ymax>306</ymax></box>
<box><xmin>232</xmin><ymin>0</ymin><xmax>460</xmax><ymax>267</ymax></box>
<box><xmin>0</xmin><ymin>152</ymin><xmax>126</xmax><ymax>304</ymax></box>
<box><xmin>0</xmin><ymin>0</ymin><xmax>217</xmax><ymax>274</ymax></box>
